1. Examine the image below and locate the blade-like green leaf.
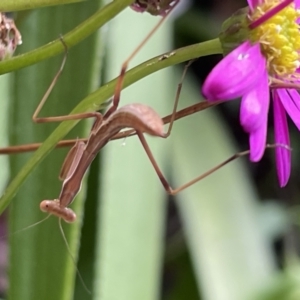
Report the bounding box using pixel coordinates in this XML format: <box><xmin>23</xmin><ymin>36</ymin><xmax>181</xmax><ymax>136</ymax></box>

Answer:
<box><xmin>74</xmin><ymin>155</ymin><xmax>100</xmax><ymax>300</ymax></box>
<box><xmin>93</xmin><ymin>9</ymin><xmax>173</xmax><ymax>299</ymax></box>
<box><xmin>171</xmin><ymin>73</ymin><xmax>276</xmax><ymax>300</ymax></box>
<box><xmin>0</xmin><ymin>74</ymin><xmax>10</xmax><ymax>194</ymax></box>
<box><xmin>8</xmin><ymin>2</ymin><xmax>102</xmax><ymax>299</ymax></box>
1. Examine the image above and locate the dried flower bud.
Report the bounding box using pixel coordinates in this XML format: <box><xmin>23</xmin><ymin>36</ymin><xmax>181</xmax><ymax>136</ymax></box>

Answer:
<box><xmin>130</xmin><ymin>0</ymin><xmax>178</xmax><ymax>16</ymax></box>
<box><xmin>0</xmin><ymin>13</ymin><xmax>22</xmax><ymax>60</ymax></box>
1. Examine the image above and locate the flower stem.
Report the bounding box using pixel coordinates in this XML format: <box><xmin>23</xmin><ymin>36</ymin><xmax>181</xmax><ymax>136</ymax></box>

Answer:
<box><xmin>0</xmin><ymin>0</ymin><xmax>84</xmax><ymax>11</ymax></box>
<box><xmin>85</xmin><ymin>38</ymin><xmax>222</xmax><ymax>113</ymax></box>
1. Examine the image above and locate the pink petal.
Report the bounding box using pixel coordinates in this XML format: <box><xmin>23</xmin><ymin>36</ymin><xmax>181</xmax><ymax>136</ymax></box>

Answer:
<box><xmin>247</xmin><ymin>0</ymin><xmax>261</xmax><ymax>11</ymax></box>
<box><xmin>273</xmin><ymin>91</ymin><xmax>291</xmax><ymax>187</ymax></box>
<box><xmin>276</xmin><ymin>89</ymin><xmax>300</xmax><ymax>130</ymax></box>
<box><xmin>240</xmin><ymin>69</ymin><xmax>269</xmax><ymax>132</ymax></box>
<box><xmin>248</xmin><ymin>0</ymin><xmax>296</xmax><ymax>12</ymax></box>
<box><xmin>286</xmin><ymin>89</ymin><xmax>300</xmax><ymax>111</ymax></box>
<box><xmin>202</xmin><ymin>42</ymin><xmax>267</xmax><ymax>101</ymax></box>
<box><xmin>294</xmin><ymin>0</ymin><xmax>300</xmax><ymax>9</ymax></box>
<box><xmin>248</xmin><ymin>122</ymin><xmax>267</xmax><ymax>162</ymax></box>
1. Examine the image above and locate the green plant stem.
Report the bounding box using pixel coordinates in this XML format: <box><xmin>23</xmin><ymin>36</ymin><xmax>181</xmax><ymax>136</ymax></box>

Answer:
<box><xmin>0</xmin><ymin>0</ymin><xmax>84</xmax><ymax>11</ymax></box>
<box><xmin>0</xmin><ymin>38</ymin><xmax>222</xmax><ymax>214</ymax></box>
<box><xmin>0</xmin><ymin>0</ymin><xmax>135</xmax><ymax>74</ymax></box>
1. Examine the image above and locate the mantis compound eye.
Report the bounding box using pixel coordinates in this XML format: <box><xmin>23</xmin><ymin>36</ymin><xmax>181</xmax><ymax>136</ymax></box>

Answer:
<box><xmin>40</xmin><ymin>200</ymin><xmax>76</xmax><ymax>223</ymax></box>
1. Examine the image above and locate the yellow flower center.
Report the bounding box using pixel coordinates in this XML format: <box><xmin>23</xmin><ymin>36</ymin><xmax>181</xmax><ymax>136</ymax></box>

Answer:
<box><xmin>249</xmin><ymin>0</ymin><xmax>300</xmax><ymax>78</ymax></box>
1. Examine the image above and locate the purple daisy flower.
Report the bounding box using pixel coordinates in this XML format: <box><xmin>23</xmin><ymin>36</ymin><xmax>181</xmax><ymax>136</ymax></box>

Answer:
<box><xmin>203</xmin><ymin>0</ymin><xmax>300</xmax><ymax>187</ymax></box>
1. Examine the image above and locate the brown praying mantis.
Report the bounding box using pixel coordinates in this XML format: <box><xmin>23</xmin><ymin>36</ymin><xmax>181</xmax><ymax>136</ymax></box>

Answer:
<box><xmin>37</xmin><ymin>56</ymin><xmax>219</xmax><ymax>223</ymax></box>
<box><xmin>5</xmin><ymin>47</ymin><xmax>287</xmax><ymax>224</ymax></box>
<box><xmin>0</xmin><ymin>4</ymin><xmax>289</xmax><ymax>225</ymax></box>
<box><xmin>1</xmin><ymin>54</ymin><xmax>289</xmax><ymax>224</ymax></box>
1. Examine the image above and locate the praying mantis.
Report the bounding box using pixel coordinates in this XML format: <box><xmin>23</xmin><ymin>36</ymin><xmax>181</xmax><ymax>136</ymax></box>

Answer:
<box><xmin>31</xmin><ymin>49</ymin><xmax>220</xmax><ymax>223</ymax></box>
<box><xmin>5</xmin><ymin>44</ymin><xmax>285</xmax><ymax>225</ymax></box>
<box><xmin>3</xmin><ymin>23</ymin><xmax>288</xmax><ymax>224</ymax></box>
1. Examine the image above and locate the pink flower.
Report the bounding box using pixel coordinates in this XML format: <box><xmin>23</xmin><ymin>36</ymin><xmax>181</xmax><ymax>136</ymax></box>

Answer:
<box><xmin>203</xmin><ymin>0</ymin><xmax>300</xmax><ymax>187</ymax></box>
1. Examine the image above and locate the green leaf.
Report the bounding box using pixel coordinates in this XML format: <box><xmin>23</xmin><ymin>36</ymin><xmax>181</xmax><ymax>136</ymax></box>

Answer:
<box><xmin>93</xmin><ymin>10</ymin><xmax>173</xmax><ymax>299</ymax></box>
<box><xmin>8</xmin><ymin>1</ymin><xmax>102</xmax><ymax>299</ymax></box>
<box><xmin>0</xmin><ymin>74</ymin><xmax>10</xmax><ymax>194</ymax></box>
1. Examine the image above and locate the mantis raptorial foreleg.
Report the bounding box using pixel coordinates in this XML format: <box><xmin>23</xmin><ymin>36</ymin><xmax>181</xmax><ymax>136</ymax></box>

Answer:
<box><xmin>32</xmin><ymin>40</ymin><xmax>103</xmax><ymax>125</ymax></box>
<box><xmin>32</xmin><ymin>1</ymin><xmax>178</xmax><ymax>127</ymax></box>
